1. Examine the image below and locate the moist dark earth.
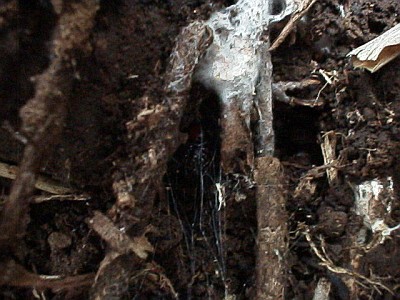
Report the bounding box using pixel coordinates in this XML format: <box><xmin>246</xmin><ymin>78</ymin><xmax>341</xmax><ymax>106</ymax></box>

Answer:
<box><xmin>1</xmin><ymin>0</ymin><xmax>400</xmax><ymax>299</ymax></box>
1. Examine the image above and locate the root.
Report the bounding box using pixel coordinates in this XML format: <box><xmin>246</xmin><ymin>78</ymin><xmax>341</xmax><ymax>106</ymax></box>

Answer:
<box><xmin>255</xmin><ymin>156</ymin><xmax>288</xmax><ymax>299</ymax></box>
<box><xmin>0</xmin><ymin>0</ymin><xmax>99</xmax><ymax>292</ymax></box>
<box><xmin>301</xmin><ymin>224</ymin><xmax>394</xmax><ymax>295</ymax></box>
<box><xmin>0</xmin><ymin>258</ymin><xmax>94</xmax><ymax>293</ymax></box>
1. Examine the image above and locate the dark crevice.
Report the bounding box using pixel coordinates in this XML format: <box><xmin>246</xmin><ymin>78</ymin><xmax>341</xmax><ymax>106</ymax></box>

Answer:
<box><xmin>270</xmin><ymin>0</ymin><xmax>286</xmax><ymax>16</ymax></box>
<box><xmin>274</xmin><ymin>102</ymin><xmax>323</xmax><ymax>165</ymax></box>
<box><xmin>163</xmin><ymin>83</ymin><xmax>224</xmax><ymax>298</ymax></box>
<box><xmin>166</xmin><ymin>83</ymin><xmax>221</xmax><ymax>228</ymax></box>
<box><xmin>368</xmin><ymin>19</ymin><xmax>387</xmax><ymax>34</ymax></box>
<box><xmin>3</xmin><ymin>1</ymin><xmax>56</xmax><ymax>123</ymax></box>
<box><xmin>166</xmin><ymin>84</ymin><xmax>221</xmax><ymax>230</ymax></box>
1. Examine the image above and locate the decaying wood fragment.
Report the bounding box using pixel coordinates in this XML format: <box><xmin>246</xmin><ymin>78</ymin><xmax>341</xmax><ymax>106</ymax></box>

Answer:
<box><xmin>87</xmin><ymin>211</ymin><xmax>154</xmax><ymax>260</ymax></box>
<box><xmin>33</xmin><ymin>193</ymin><xmax>89</xmax><ymax>203</ymax></box>
<box><xmin>348</xmin><ymin>23</ymin><xmax>400</xmax><ymax>72</ymax></box>
<box><xmin>87</xmin><ymin>212</ymin><xmax>178</xmax><ymax>299</ymax></box>
<box><xmin>87</xmin><ymin>211</ymin><xmax>179</xmax><ymax>299</ymax></box>
<box><xmin>320</xmin><ymin>131</ymin><xmax>338</xmax><ymax>185</ymax></box>
<box><xmin>254</xmin><ymin>157</ymin><xmax>288</xmax><ymax>299</ymax></box>
<box><xmin>293</xmin><ymin>163</ymin><xmax>339</xmax><ymax>199</ymax></box>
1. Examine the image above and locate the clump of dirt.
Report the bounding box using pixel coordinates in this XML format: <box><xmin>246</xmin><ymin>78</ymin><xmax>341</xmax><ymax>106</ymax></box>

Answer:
<box><xmin>1</xmin><ymin>0</ymin><xmax>399</xmax><ymax>299</ymax></box>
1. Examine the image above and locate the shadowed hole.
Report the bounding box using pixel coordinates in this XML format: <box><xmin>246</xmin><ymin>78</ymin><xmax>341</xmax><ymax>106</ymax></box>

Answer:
<box><xmin>270</xmin><ymin>0</ymin><xmax>286</xmax><ymax>16</ymax></box>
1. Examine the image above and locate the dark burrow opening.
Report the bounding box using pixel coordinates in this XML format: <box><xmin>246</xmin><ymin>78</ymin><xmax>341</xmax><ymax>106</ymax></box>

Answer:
<box><xmin>162</xmin><ymin>83</ymin><xmax>256</xmax><ymax>298</ymax></box>
<box><xmin>273</xmin><ymin>100</ymin><xmax>326</xmax><ymax>246</ymax></box>
<box><xmin>164</xmin><ymin>83</ymin><xmax>225</xmax><ymax>298</ymax></box>
<box><xmin>1</xmin><ymin>1</ymin><xmax>56</xmax><ymax>123</ymax></box>
<box><xmin>273</xmin><ymin>102</ymin><xmax>330</xmax><ymax>298</ymax></box>
<box><xmin>166</xmin><ymin>82</ymin><xmax>222</xmax><ymax>235</ymax></box>
<box><xmin>274</xmin><ymin>101</ymin><xmax>323</xmax><ymax>165</ymax></box>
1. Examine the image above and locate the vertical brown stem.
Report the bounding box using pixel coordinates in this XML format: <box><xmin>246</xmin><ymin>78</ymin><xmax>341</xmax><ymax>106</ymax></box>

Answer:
<box><xmin>254</xmin><ymin>156</ymin><xmax>288</xmax><ymax>300</ymax></box>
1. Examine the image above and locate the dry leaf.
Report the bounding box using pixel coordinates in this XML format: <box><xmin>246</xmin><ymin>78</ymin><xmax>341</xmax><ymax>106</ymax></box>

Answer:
<box><xmin>347</xmin><ymin>23</ymin><xmax>400</xmax><ymax>72</ymax></box>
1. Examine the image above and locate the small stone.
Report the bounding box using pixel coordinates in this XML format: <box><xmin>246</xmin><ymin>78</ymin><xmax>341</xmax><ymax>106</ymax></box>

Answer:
<box><xmin>48</xmin><ymin>232</ymin><xmax>72</xmax><ymax>250</ymax></box>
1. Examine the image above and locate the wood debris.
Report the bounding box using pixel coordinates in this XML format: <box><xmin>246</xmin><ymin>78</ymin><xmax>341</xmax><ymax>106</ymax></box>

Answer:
<box><xmin>0</xmin><ymin>161</ymin><xmax>75</xmax><ymax>195</ymax></box>
<box><xmin>86</xmin><ymin>211</ymin><xmax>154</xmax><ymax>260</ymax></box>
<box><xmin>320</xmin><ymin>131</ymin><xmax>338</xmax><ymax>185</ymax></box>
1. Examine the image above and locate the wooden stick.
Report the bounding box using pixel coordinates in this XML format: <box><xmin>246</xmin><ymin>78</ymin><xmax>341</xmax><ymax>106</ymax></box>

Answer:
<box><xmin>0</xmin><ymin>161</ymin><xmax>75</xmax><ymax>194</ymax></box>
<box><xmin>269</xmin><ymin>0</ymin><xmax>318</xmax><ymax>51</ymax></box>
<box><xmin>255</xmin><ymin>156</ymin><xmax>288</xmax><ymax>299</ymax></box>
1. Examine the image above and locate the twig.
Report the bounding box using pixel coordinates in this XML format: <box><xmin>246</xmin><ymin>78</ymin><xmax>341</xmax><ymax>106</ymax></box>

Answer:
<box><xmin>255</xmin><ymin>156</ymin><xmax>288</xmax><ymax>299</ymax></box>
<box><xmin>270</xmin><ymin>0</ymin><xmax>318</xmax><ymax>51</ymax></box>
<box><xmin>0</xmin><ymin>161</ymin><xmax>75</xmax><ymax>194</ymax></box>
<box><xmin>273</xmin><ymin>79</ymin><xmax>324</xmax><ymax>107</ymax></box>
<box><xmin>33</xmin><ymin>193</ymin><xmax>89</xmax><ymax>203</ymax></box>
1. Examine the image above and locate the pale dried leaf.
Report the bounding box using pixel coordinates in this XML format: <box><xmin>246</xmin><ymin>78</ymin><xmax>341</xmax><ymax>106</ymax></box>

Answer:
<box><xmin>348</xmin><ymin>23</ymin><xmax>400</xmax><ymax>72</ymax></box>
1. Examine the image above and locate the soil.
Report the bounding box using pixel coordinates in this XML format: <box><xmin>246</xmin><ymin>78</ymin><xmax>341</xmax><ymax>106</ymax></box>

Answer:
<box><xmin>0</xmin><ymin>0</ymin><xmax>399</xmax><ymax>299</ymax></box>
